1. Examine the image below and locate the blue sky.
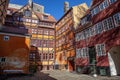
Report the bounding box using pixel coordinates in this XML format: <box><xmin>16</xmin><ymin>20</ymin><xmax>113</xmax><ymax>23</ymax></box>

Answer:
<box><xmin>10</xmin><ymin>0</ymin><xmax>91</xmax><ymax>20</ymax></box>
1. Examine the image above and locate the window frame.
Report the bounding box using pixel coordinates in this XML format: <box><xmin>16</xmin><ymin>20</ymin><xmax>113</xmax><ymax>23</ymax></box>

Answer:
<box><xmin>96</xmin><ymin>44</ymin><xmax>106</xmax><ymax>56</ymax></box>
<box><xmin>109</xmin><ymin>0</ymin><xmax>117</xmax><ymax>4</ymax></box>
<box><xmin>113</xmin><ymin>12</ymin><xmax>120</xmax><ymax>27</ymax></box>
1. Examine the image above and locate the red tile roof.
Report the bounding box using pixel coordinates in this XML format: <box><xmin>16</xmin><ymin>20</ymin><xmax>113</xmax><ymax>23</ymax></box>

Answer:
<box><xmin>35</xmin><ymin>12</ymin><xmax>56</xmax><ymax>22</ymax></box>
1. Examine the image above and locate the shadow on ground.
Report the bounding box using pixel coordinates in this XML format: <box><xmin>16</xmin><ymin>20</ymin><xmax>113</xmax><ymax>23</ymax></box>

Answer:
<box><xmin>0</xmin><ymin>72</ymin><xmax>57</xmax><ymax>80</ymax></box>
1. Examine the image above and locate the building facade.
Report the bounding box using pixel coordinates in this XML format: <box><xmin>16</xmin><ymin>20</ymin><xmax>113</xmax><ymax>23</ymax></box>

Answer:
<box><xmin>4</xmin><ymin>1</ymin><xmax>56</xmax><ymax>71</ymax></box>
<box><xmin>0</xmin><ymin>0</ymin><xmax>9</xmax><ymax>25</ymax></box>
<box><xmin>55</xmin><ymin>3</ymin><xmax>88</xmax><ymax>71</ymax></box>
<box><xmin>75</xmin><ymin>0</ymin><xmax>120</xmax><ymax>76</ymax></box>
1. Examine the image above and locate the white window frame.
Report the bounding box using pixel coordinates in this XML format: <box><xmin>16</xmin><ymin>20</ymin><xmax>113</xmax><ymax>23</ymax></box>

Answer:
<box><xmin>81</xmin><ymin>47</ymin><xmax>88</xmax><ymax>58</ymax></box>
<box><xmin>94</xmin><ymin>22</ymin><xmax>103</xmax><ymax>34</ymax></box>
<box><xmin>102</xmin><ymin>17</ymin><xmax>114</xmax><ymax>31</ymax></box>
<box><xmin>99</xmin><ymin>0</ymin><xmax>109</xmax><ymax>11</ymax></box>
<box><xmin>91</xmin><ymin>6</ymin><xmax>100</xmax><ymax>16</ymax></box>
<box><xmin>96</xmin><ymin>44</ymin><xmax>106</xmax><ymax>56</ymax></box>
<box><xmin>32</xmin><ymin>29</ymin><xmax>37</xmax><ymax>34</ymax></box>
<box><xmin>109</xmin><ymin>0</ymin><xmax>117</xmax><ymax>4</ymax></box>
<box><xmin>81</xmin><ymin>31</ymin><xmax>85</xmax><ymax>40</ymax></box>
<box><xmin>113</xmin><ymin>12</ymin><xmax>120</xmax><ymax>27</ymax></box>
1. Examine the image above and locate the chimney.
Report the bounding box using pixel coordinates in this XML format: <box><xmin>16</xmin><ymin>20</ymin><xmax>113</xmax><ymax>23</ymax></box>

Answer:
<box><xmin>28</xmin><ymin>0</ymin><xmax>32</xmax><ymax>6</ymax></box>
<box><xmin>64</xmin><ymin>1</ymin><xmax>69</xmax><ymax>13</ymax></box>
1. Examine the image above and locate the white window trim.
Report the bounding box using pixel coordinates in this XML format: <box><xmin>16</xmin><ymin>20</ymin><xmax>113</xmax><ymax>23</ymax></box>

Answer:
<box><xmin>113</xmin><ymin>12</ymin><xmax>120</xmax><ymax>27</ymax></box>
<box><xmin>109</xmin><ymin>0</ymin><xmax>117</xmax><ymax>4</ymax></box>
<box><xmin>102</xmin><ymin>17</ymin><xmax>114</xmax><ymax>31</ymax></box>
<box><xmin>96</xmin><ymin>44</ymin><xmax>106</xmax><ymax>56</ymax></box>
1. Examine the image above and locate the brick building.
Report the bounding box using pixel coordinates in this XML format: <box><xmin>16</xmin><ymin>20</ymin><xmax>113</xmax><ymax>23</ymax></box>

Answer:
<box><xmin>75</xmin><ymin>0</ymin><xmax>120</xmax><ymax>76</ymax></box>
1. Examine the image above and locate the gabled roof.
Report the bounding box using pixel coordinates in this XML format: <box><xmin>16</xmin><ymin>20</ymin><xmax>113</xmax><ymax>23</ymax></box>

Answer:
<box><xmin>9</xmin><ymin>3</ymin><xmax>56</xmax><ymax>22</ymax></box>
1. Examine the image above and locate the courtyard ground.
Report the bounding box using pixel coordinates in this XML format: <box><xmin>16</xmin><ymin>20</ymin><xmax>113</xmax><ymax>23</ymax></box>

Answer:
<box><xmin>0</xmin><ymin>70</ymin><xmax>120</xmax><ymax>80</ymax></box>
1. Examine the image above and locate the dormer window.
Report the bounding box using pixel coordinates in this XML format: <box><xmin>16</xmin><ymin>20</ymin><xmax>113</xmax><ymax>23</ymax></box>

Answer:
<box><xmin>43</xmin><ymin>15</ymin><xmax>48</xmax><ymax>20</ymax></box>
<box><xmin>24</xmin><ymin>10</ymin><xmax>31</xmax><ymax>17</ymax></box>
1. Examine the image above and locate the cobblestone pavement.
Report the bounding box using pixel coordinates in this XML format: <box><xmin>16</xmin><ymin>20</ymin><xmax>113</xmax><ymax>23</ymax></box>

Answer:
<box><xmin>2</xmin><ymin>70</ymin><xmax>120</xmax><ymax>80</ymax></box>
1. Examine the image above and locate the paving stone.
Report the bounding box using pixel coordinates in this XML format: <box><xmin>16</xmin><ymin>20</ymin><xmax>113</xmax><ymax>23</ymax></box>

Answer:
<box><xmin>2</xmin><ymin>70</ymin><xmax>120</xmax><ymax>80</ymax></box>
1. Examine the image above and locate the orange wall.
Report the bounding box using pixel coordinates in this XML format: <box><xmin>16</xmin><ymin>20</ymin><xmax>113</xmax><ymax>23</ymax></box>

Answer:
<box><xmin>0</xmin><ymin>33</ymin><xmax>30</xmax><ymax>73</ymax></box>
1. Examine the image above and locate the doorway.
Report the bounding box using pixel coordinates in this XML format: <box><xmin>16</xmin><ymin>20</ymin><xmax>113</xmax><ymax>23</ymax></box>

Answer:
<box><xmin>108</xmin><ymin>46</ymin><xmax>120</xmax><ymax>76</ymax></box>
<box><xmin>89</xmin><ymin>46</ymin><xmax>96</xmax><ymax>65</ymax></box>
<box><xmin>88</xmin><ymin>46</ymin><xmax>97</xmax><ymax>74</ymax></box>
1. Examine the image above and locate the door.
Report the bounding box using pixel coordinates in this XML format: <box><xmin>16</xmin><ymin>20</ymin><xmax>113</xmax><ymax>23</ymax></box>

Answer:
<box><xmin>89</xmin><ymin>46</ymin><xmax>97</xmax><ymax>74</ymax></box>
<box><xmin>89</xmin><ymin>46</ymin><xmax>96</xmax><ymax>65</ymax></box>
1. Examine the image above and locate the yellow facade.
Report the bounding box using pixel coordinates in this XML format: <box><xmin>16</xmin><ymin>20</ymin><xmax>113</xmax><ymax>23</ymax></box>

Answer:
<box><xmin>55</xmin><ymin>3</ymin><xmax>88</xmax><ymax>71</ymax></box>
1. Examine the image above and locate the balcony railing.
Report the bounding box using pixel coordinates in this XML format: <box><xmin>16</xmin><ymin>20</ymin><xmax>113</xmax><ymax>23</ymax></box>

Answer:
<box><xmin>0</xmin><ymin>27</ymin><xmax>28</xmax><ymax>35</ymax></box>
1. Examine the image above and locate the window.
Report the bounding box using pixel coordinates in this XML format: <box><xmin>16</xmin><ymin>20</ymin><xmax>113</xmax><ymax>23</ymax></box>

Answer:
<box><xmin>99</xmin><ymin>3</ymin><xmax>104</xmax><ymax>11</ymax></box>
<box><xmin>99</xmin><ymin>0</ymin><xmax>109</xmax><ymax>11</ymax></box>
<box><xmin>29</xmin><ymin>53</ymin><xmax>35</xmax><ymax>59</ymax></box>
<box><xmin>38</xmin><ymin>29</ymin><xmax>43</xmax><ymax>34</ymax></box>
<box><xmin>85</xmin><ymin>28</ymin><xmax>93</xmax><ymax>38</ymax></box>
<box><xmin>4</xmin><ymin>36</ymin><xmax>9</xmax><ymax>41</ymax></box>
<box><xmin>113</xmin><ymin>12</ymin><xmax>120</xmax><ymax>26</ymax></box>
<box><xmin>43</xmin><ymin>15</ymin><xmax>48</xmax><ymax>20</ymax></box>
<box><xmin>94</xmin><ymin>22</ymin><xmax>103</xmax><ymax>34</ymax></box>
<box><xmin>32</xmin><ymin>20</ymin><xmax>38</xmax><ymax>23</ymax></box>
<box><xmin>24</xmin><ymin>10</ymin><xmax>31</xmax><ymax>17</ymax></box>
<box><xmin>38</xmin><ymin>40</ymin><xmax>42</xmax><ymax>47</ymax></box>
<box><xmin>96</xmin><ymin>44</ymin><xmax>106</xmax><ymax>56</ymax></box>
<box><xmin>26</xmin><ymin>19</ymin><xmax>31</xmax><ymax>22</ymax></box>
<box><xmin>81</xmin><ymin>31</ymin><xmax>85</xmax><ymax>40</ymax></box>
<box><xmin>103</xmin><ymin>0</ymin><xmax>109</xmax><ymax>8</ymax></box>
<box><xmin>32</xmin><ymin>29</ymin><xmax>37</xmax><ymax>34</ymax></box>
<box><xmin>81</xmin><ymin>48</ymin><xmax>88</xmax><ymax>58</ymax></box>
<box><xmin>109</xmin><ymin>0</ymin><xmax>117</xmax><ymax>4</ymax></box>
<box><xmin>91</xmin><ymin>6</ymin><xmax>99</xmax><ymax>16</ymax></box>
<box><xmin>43</xmin><ymin>40</ymin><xmax>47</xmax><ymax>47</ymax></box>
<box><xmin>102</xmin><ymin>17</ymin><xmax>114</xmax><ymax>31</ymax></box>
<box><xmin>76</xmin><ymin>48</ymin><xmax>89</xmax><ymax>58</ymax></box>
<box><xmin>7</xmin><ymin>10</ymin><xmax>11</xmax><ymax>14</ymax></box>
<box><xmin>50</xmin><ymin>30</ymin><xmax>54</xmax><ymax>35</ymax></box>
<box><xmin>76</xmin><ymin>49</ymin><xmax>80</xmax><ymax>58</ymax></box>
<box><xmin>44</xmin><ymin>30</ymin><xmax>49</xmax><ymax>35</ymax></box>
<box><xmin>31</xmin><ymin>39</ymin><xmax>38</xmax><ymax>46</ymax></box>
<box><xmin>81</xmin><ymin>17</ymin><xmax>87</xmax><ymax>25</ymax></box>
<box><xmin>1</xmin><ymin>57</ymin><xmax>6</xmax><ymax>62</ymax></box>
